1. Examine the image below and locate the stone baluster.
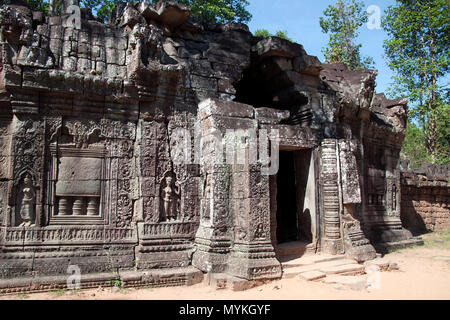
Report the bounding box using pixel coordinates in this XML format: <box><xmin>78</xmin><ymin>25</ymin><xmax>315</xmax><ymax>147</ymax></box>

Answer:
<box><xmin>72</xmin><ymin>197</ymin><xmax>86</xmax><ymax>216</ymax></box>
<box><xmin>58</xmin><ymin>197</ymin><xmax>71</xmax><ymax>215</ymax></box>
<box><xmin>87</xmin><ymin>197</ymin><xmax>99</xmax><ymax>216</ymax></box>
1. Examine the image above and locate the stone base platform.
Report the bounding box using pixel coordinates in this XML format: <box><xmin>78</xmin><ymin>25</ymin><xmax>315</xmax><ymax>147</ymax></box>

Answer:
<box><xmin>374</xmin><ymin>237</ymin><xmax>424</xmax><ymax>254</ymax></box>
<box><xmin>0</xmin><ymin>267</ymin><xmax>204</xmax><ymax>295</ymax></box>
<box><xmin>205</xmin><ymin>273</ymin><xmax>274</xmax><ymax>292</ymax></box>
<box><xmin>280</xmin><ymin>254</ymin><xmax>365</xmax><ymax>280</ymax></box>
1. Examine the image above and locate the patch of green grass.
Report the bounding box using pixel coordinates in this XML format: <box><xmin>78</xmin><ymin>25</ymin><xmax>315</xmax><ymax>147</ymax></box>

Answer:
<box><xmin>16</xmin><ymin>292</ymin><xmax>29</xmax><ymax>299</ymax></box>
<box><xmin>70</xmin><ymin>289</ymin><xmax>84</xmax><ymax>296</ymax></box>
<box><xmin>421</xmin><ymin>228</ymin><xmax>450</xmax><ymax>249</ymax></box>
<box><xmin>107</xmin><ymin>277</ymin><xmax>122</xmax><ymax>288</ymax></box>
<box><xmin>50</xmin><ymin>288</ymin><xmax>66</xmax><ymax>297</ymax></box>
<box><xmin>118</xmin><ymin>288</ymin><xmax>130</xmax><ymax>294</ymax></box>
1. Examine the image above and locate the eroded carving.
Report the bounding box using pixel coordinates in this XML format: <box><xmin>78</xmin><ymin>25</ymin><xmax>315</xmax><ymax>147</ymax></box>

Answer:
<box><xmin>159</xmin><ymin>172</ymin><xmax>180</xmax><ymax>222</ymax></box>
<box><xmin>17</xmin><ymin>173</ymin><xmax>36</xmax><ymax>227</ymax></box>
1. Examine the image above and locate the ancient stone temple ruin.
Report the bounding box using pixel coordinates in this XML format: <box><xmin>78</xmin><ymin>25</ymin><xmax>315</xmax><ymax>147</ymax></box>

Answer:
<box><xmin>0</xmin><ymin>0</ymin><xmax>425</xmax><ymax>290</ymax></box>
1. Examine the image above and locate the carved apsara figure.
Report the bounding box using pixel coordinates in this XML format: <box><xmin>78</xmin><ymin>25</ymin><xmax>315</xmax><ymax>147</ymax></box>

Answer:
<box><xmin>254</xmin><ymin>223</ymin><xmax>265</xmax><ymax>240</ymax></box>
<box><xmin>161</xmin><ymin>175</ymin><xmax>180</xmax><ymax>222</ymax></box>
<box><xmin>19</xmin><ymin>174</ymin><xmax>35</xmax><ymax>227</ymax></box>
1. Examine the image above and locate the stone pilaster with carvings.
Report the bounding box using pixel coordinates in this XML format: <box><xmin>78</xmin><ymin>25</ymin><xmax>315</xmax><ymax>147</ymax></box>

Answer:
<box><xmin>227</xmin><ymin>160</ymin><xmax>282</xmax><ymax>280</ymax></box>
<box><xmin>320</xmin><ymin>139</ymin><xmax>344</xmax><ymax>255</ymax></box>
<box><xmin>338</xmin><ymin>139</ymin><xmax>376</xmax><ymax>262</ymax></box>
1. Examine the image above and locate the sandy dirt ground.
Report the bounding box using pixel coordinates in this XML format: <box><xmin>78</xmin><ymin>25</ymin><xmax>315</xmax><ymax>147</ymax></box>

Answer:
<box><xmin>1</xmin><ymin>232</ymin><xmax>449</xmax><ymax>301</ymax></box>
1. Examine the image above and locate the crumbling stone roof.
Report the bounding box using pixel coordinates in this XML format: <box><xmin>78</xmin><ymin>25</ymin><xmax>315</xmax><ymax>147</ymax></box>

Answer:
<box><xmin>0</xmin><ymin>1</ymin><xmax>407</xmax><ymax>142</ymax></box>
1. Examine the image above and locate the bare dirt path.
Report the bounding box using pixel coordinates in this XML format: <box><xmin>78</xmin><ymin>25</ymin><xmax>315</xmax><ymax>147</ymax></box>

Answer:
<box><xmin>2</xmin><ymin>230</ymin><xmax>450</xmax><ymax>300</ymax></box>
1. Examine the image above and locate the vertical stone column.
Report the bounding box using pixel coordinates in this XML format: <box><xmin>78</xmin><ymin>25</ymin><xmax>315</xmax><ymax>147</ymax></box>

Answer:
<box><xmin>375</xmin><ymin>147</ymin><xmax>413</xmax><ymax>243</ymax></box>
<box><xmin>192</xmin><ymin>99</ymin><xmax>242</xmax><ymax>273</ymax></box>
<box><xmin>9</xmin><ymin>116</ymin><xmax>45</xmax><ymax>227</ymax></box>
<box><xmin>338</xmin><ymin>139</ymin><xmax>376</xmax><ymax>262</ymax></box>
<box><xmin>192</xmin><ymin>98</ymin><xmax>281</xmax><ymax>280</ymax></box>
<box><xmin>227</xmin><ymin>162</ymin><xmax>281</xmax><ymax>280</ymax></box>
<box><xmin>192</xmin><ymin>164</ymin><xmax>232</xmax><ymax>273</ymax></box>
<box><xmin>320</xmin><ymin>139</ymin><xmax>343</xmax><ymax>254</ymax></box>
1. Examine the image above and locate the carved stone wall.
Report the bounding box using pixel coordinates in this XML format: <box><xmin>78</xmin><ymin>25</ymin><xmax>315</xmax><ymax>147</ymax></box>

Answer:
<box><xmin>0</xmin><ymin>1</ymin><xmax>425</xmax><ymax>282</ymax></box>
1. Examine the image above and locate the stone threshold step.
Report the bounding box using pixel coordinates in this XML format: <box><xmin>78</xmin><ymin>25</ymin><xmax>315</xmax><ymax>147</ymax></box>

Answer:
<box><xmin>281</xmin><ymin>254</ymin><xmax>346</xmax><ymax>269</ymax></box>
<box><xmin>282</xmin><ymin>258</ymin><xmax>357</xmax><ymax>278</ymax></box>
<box><xmin>319</xmin><ymin>263</ymin><xmax>365</xmax><ymax>275</ymax></box>
<box><xmin>298</xmin><ymin>271</ymin><xmax>326</xmax><ymax>281</ymax></box>
<box><xmin>205</xmin><ymin>273</ymin><xmax>273</xmax><ymax>292</ymax></box>
<box><xmin>323</xmin><ymin>275</ymin><xmax>368</xmax><ymax>291</ymax></box>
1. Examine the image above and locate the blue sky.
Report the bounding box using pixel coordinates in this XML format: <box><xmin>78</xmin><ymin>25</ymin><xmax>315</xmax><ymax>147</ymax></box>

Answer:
<box><xmin>246</xmin><ymin>0</ymin><xmax>396</xmax><ymax>95</ymax></box>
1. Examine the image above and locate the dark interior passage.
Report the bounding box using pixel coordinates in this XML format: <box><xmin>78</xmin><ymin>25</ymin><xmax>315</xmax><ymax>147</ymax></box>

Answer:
<box><xmin>276</xmin><ymin>151</ymin><xmax>299</xmax><ymax>244</ymax></box>
<box><xmin>295</xmin><ymin>150</ymin><xmax>313</xmax><ymax>243</ymax></box>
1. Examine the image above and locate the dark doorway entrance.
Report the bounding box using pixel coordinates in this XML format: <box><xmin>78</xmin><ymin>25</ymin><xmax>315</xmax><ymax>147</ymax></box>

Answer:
<box><xmin>276</xmin><ymin>151</ymin><xmax>299</xmax><ymax>244</ymax></box>
<box><xmin>275</xmin><ymin>149</ymin><xmax>315</xmax><ymax>247</ymax></box>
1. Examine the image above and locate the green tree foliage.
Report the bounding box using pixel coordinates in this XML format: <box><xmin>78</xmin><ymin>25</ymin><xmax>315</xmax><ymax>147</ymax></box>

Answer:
<box><xmin>25</xmin><ymin>0</ymin><xmax>49</xmax><ymax>14</ymax></box>
<box><xmin>92</xmin><ymin>0</ymin><xmax>251</xmax><ymax>24</ymax></box>
<box><xmin>401</xmin><ymin>121</ymin><xmax>430</xmax><ymax>168</ymax></box>
<box><xmin>163</xmin><ymin>0</ymin><xmax>252</xmax><ymax>24</ymax></box>
<box><xmin>92</xmin><ymin>0</ymin><xmax>124</xmax><ymax>22</ymax></box>
<box><xmin>80</xmin><ymin>0</ymin><xmax>103</xmax><ymax>12</ymax></box>
<box><xmin>253</xmin><ymin>29</ymin><xmax>270</xmax><ymax>38</ymax></box>
<box><xmin>319</xmin><ymin>0</ymin><xmax>374</xmax><ymax>70</ymax></box>
<box><xmin>434</xmin><ymin>101</ymin><xmax>450</xmax><ymax>164</ymax></box>
<box><xmin>22</xmin><ymin>0</ymin><xmax>251</xmax><ymax>24</ymax></box>
<box><xmin>254</xmin><ymin>29</ymin><xmax>292</xmax><ymax>41</ymax></box>
<box><xmin>383</xmin><ymin>0</ymin><xmax>449</xmax><ymax>164</ymax></box>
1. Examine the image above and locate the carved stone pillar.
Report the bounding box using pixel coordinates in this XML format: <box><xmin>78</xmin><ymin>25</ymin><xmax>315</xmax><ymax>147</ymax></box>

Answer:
<box><xmin>338</xmin><ymin>139</ymin><xmax>376</xmax><ymax>262</ymax></box>
<box><xmin>375</xmin><ymin>147</ymin><xmax>413</xmax><ymax>244</ymax></box>
<box><xmin>227</xmin><ymin>164</ymin><xmax>281</xmax><ymax>280</ymax></box>
<box><xmin>320</xmin><ymin>139</ymin><xmax>343</xmax><ymax>254</ymax></box>
<box><xmin>192</xmin><ymin>165</ymin><xmax>232</xmax><ymax>273</ymax></box>
<box><xmin>192</xmin><ymin>98</ymin><xmax>281</xmax><ymax>279</ymax></box>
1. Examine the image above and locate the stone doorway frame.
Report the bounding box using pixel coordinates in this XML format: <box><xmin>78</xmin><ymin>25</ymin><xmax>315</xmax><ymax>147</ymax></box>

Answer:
<box><xmin>192</xmin><ymin>99</ymin><xmax>321</xmax><ymax>281</ymax></box>
<box><xmin>271</xmin><ymin>146</ymin><xmax>321</xmax><ymax>257</ymax></box>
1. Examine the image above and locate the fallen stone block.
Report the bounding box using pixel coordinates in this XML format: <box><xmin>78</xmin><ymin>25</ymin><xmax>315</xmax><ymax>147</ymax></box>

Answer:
<box><xmin>298</xmin><ymin>271</ymin><xmax>326</xmax><ymax>281</ymax></box>
<box><xmin>324</xmin><ymin>275</ymin><xmax>368</xmax><ymax>291</ymax></box>
<box><xmin>320</xmin><ymin>263</ymin><xmax>365</xmax><ymax>275</ymax></box>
